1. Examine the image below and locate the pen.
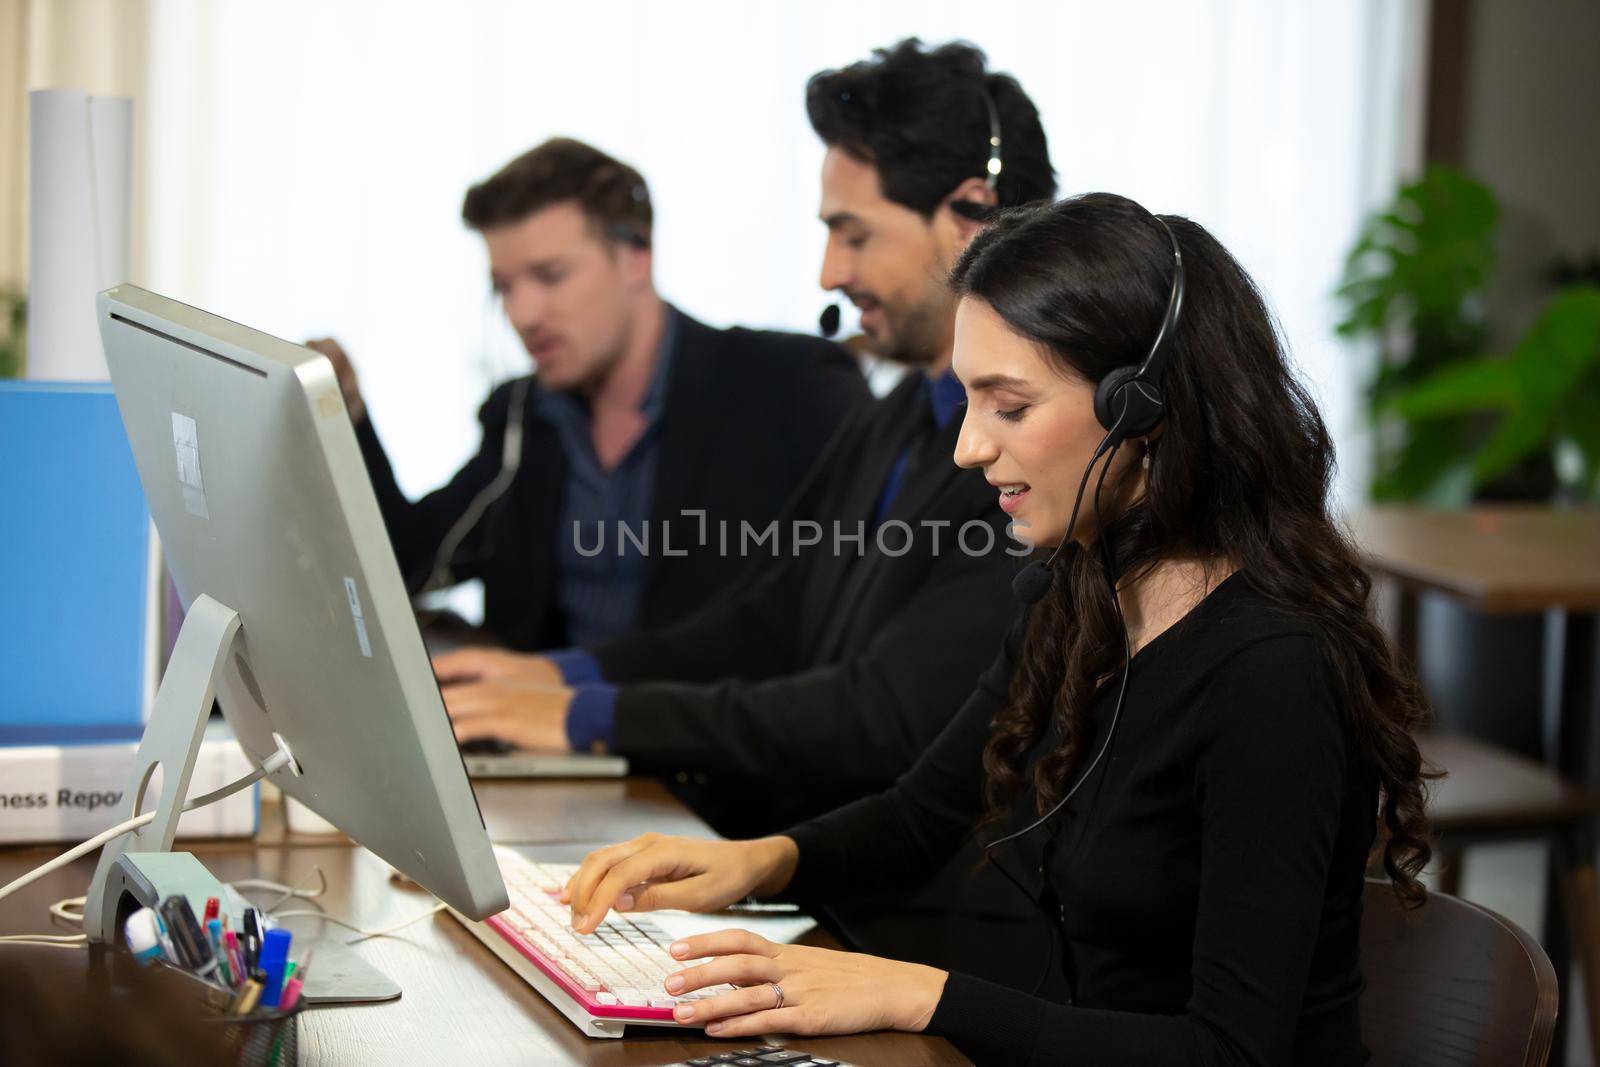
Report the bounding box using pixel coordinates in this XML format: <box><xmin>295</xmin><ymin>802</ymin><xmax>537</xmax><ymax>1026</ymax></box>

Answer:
<box><xmin>243</xmin><ymin>908</ymin><xmax>261</xmax><ymax>972</ymax></box>
<box><xmin>279</xmin><ymin>949</ymin><xmax>314</xmax><ymax>1010</ymax></box>
<box><xmin>207</xmin><ymin>919</ymin><xmax>232</xmax><ymax>986</ymax></box>
<box><xmin>153</xmin><ymin>912</ymin><xmax>178</xmax><ymax>962</ymax></box>
<box><xmin>159</xmin><ymin>896</ymin><xmax>217</xmax><ymax>978</ymax></box>
<box><xmin>203</xmin><ymin>896</ymin><xmax>220</xmax><ymax>925</ymax></box>
<box><xmin>224</xmin><ymin>929</ymin><xmax>245</xmax><ymax>988</ymax></box>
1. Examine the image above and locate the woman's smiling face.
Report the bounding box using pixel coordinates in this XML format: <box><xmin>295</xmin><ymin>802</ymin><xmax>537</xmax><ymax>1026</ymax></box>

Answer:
<box><xmin>952</xmin><ymin>296</ymin><xmax>1141</xmax><ymax>549</ymax></box>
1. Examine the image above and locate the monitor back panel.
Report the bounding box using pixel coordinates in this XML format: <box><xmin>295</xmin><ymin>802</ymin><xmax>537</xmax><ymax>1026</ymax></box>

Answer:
<box><xmin>98</xmin><ymin>285</ymin><xmax>506</xmax><ymax>919</ymax></box>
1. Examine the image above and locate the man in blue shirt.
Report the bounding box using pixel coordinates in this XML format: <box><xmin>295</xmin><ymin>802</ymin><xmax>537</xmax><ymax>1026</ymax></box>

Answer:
<box><xmin>311</xmin><ymin>138</ymin><xmax>867</xmax><ymax>650</ymax></box>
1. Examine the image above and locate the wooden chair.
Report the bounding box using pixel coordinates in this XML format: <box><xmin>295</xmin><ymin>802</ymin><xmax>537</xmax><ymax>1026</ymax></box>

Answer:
<box><xmin>1362</xmin><ymin>879</ymin><xmax>1559</xmax><ymax>1066</ymax></box>
<box><xmin>1421</xmin><ymin>731</ymin><xmax>1600</xmax><ymax>1062</ymax></box>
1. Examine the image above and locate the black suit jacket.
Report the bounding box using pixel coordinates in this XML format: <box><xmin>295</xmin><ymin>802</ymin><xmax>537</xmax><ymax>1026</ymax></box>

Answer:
<box><xmin>355</xmin><ymin>309</ymin><xmax>868</xmax><ymax>650</ymax></box>
<box><xmin>589</xmin><ymin>370</ymin><xmax>1023</xmax><ymax>835</ymax></box>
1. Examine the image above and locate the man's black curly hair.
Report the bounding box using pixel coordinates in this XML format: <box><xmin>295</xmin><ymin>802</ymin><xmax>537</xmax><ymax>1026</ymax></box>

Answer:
<box><xmin>806</xmin><ymin>38</ymin><xmax>1056</xmax><ymax>217</ymax></box>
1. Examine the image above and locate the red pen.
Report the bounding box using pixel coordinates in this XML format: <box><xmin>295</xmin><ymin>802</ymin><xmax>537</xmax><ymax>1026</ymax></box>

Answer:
<box><xmin>203</xmin><ymin>896</ymin><xmax>221</xmax><ymax>925</ymax></box>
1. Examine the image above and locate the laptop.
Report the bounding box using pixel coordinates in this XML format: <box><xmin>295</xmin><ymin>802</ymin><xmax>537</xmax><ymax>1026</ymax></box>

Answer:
<box><xmin>461</xmin><ymin>740</ymin><xmax>629</xmax><ymax>779</ymax></box>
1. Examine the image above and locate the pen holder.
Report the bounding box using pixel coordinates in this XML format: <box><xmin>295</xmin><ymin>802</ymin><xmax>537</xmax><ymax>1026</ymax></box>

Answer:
<box><xmin>198</xmin><ymin>999</ymin><xmax>301</xmax><ymax>1067</ymax></box>
<box><xmin>155</xmin><ymin>960</ymin><xmax>304</xmax><ymax>1067</ymax></box>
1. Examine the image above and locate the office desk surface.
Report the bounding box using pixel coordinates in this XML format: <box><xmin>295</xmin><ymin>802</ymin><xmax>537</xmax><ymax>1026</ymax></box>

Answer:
<box><xmin>256</xmin><ymin>777</ymin><xmax>715</xmax><ymax>848</ymax></box>
<box><xmin>0</xmin><ymin>783</ymin><xmax>969</xmax><ymax>1066</ymax></box>
<box><xmin>1352</xmin><ymin>506</ymin><xmax>1600</xmax><ymax>613</ymax></box>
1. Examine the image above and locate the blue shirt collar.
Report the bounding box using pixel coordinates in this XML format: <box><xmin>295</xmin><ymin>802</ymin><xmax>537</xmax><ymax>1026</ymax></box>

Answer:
<box><xmin>927</xmin><ymin>367</ymin><xmax>966</xmax><ymax>431</ymax></box>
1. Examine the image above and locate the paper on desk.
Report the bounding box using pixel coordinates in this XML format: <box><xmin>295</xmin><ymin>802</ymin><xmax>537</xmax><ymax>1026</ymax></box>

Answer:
<box><xmin>652</xmin><ymin>909</ymin><xmax>817</xmax><ymax>946</ymax></box>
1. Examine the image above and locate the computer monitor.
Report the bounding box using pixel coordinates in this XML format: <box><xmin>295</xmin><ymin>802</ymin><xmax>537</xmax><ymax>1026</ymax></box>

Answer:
<box><xmin>91</xmin><ymin>285</ymin><xmax>508</xmax><ymax>927</ymax></box>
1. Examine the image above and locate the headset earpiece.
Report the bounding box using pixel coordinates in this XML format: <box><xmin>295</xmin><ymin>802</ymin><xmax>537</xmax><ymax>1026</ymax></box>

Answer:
<box><xmin>1093</xmin><ymin>365</ymin><xmax>1166</xmax><ymax>443</ymax></box>
<box><xmin>1090</xmin><ymin>215</ymin><xmax>1185</xmax><ymax>445</ymax></box>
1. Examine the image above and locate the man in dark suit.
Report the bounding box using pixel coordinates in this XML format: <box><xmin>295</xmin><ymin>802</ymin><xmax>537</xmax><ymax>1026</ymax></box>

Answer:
<box><xmin>433</xmin><ymin>41</ymin><xmax>1061</xmax><ymax>987</ymax></box>
<box><xmin>309</xmin><ymin>138</ymin><xmax>868</xmax><ymax>652</ymax></box>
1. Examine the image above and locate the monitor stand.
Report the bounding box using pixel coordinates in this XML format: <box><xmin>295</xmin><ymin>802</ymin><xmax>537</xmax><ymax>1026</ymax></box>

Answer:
<box><xmin>83</xmin><ymin>593</ymin><xmax>401</xmax><ymax>1004</ymax></box>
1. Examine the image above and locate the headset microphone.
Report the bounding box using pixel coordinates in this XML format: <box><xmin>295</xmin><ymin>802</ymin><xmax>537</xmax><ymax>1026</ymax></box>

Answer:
<box><xmin>818</xmin><ymin>304</ymin><xmax>841</xmax><ymax>338</ymax></box>
<box><xmin>1011</xmin><ymin>545</ymin><xmax>1061</xmax><ymax>604</ymax></box>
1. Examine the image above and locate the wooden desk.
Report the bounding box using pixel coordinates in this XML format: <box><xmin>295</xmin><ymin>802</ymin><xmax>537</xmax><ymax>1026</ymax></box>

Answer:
<box><xmin>1350</xmin><ymin>507</ymin><xmax>1600</xmax><ymax>614</ymax></box>
<box><xmin>0</xmin><ymin>782</ymin><xmax>968</xmax><ymax>1066</ymax></box>
<box><xmin>1351</xmin><ymin>506</ymin><xmax>1600</xmax><ymax>782</ymax></box>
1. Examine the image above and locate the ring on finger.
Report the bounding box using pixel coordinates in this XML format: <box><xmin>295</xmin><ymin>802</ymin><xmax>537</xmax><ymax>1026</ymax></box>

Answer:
<box><xmin>770</xmin><ymin>982</ymin><xmax>785</xmax><ymax>1010</ymax></box>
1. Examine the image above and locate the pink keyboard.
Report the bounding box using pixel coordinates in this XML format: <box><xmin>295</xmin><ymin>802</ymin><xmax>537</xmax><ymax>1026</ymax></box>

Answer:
<box><xmin>451</xmin><ymin>847</ymin><xmax>736</xmax><ymax>1037</ymax></box>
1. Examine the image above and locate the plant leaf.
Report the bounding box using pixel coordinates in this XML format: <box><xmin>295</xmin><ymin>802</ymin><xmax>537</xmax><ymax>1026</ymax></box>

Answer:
<box><xmin>1556</xmin><ymin>370</ymin><xmax>1600</xmax><ymax>499</ymax></box>
<box><xmin>1375</xmin><ymin>416</ymin><xmax>1478</xmax><ymax>504</ymax></box>
<box><xmin>1507</xmin><ymin>286</ymin><xmax>1600</xmax><ymax>414</ymax></box>
<box><xmin>1387</xmin><ymin>359</ymin><xmax>1516</xmax><ymax>419</ymax></box>
<box><xmin>1472</xmin><ymin>408</ymin><xmax>1552</xmax><ymax>483</ymax></box>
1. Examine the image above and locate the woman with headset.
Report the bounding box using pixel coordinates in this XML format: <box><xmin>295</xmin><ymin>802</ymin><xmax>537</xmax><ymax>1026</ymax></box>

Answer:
<box><xmin>560</xmin><ymin>193</ymin><xmax>1434</xmax><ymax>1066</ymax></box>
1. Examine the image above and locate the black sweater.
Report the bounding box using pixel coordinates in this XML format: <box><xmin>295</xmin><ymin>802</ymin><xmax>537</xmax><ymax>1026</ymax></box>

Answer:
<box><xmin>786</xmin><ymin>574</ymin><xmax>1377</xmax><ymax>1066</ymax></box>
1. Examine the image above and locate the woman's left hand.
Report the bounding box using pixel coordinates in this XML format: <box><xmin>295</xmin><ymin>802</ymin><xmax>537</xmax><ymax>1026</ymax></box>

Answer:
<box><xmin>660</xmin><ymin>929</ymin><xmax>948</xmax><ymax>1040</ymax></box>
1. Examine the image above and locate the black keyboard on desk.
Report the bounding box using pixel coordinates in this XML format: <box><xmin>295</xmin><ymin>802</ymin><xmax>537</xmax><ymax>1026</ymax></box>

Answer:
<box><xmin>663</xmin><ymin>1048</ymin><xmax>853</xmax><ymax>1066</ymax></box>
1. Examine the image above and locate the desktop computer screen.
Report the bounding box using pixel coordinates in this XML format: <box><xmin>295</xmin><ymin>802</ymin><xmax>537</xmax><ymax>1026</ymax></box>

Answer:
<box><xmin>96</xmin><ymin>285</ymin><xmax>507</xmax><ymax>921</ymax></box>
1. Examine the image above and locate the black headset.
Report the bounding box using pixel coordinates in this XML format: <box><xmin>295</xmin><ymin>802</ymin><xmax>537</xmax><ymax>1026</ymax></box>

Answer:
<box><xmin>988</xmin><ymin>209</ymin><xmax>1186</xmax><ymax>994</ymax></box>
<box><xmin>1092</xmin><ymin>222</ymin><xmax>1185</xmax><ymax>442</ymax></box>
<box><xmin>1010</xmin><ymin>215</ymin><xmax>1185</xmax><ymax>604</ymax></box>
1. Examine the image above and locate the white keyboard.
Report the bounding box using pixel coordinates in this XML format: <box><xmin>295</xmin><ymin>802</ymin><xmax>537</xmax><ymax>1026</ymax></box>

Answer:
<box><xmin>449</xmin><ymin>847</ymin><xmax>737</xmax><ymax>1038</ymax></box>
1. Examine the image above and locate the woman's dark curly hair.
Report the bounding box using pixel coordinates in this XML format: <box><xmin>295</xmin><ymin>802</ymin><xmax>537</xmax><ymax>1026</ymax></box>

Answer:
<box><xmin>950</xmin><ymin>193</ymin><xmax>1436</xmax><ymax>905</ymax></box>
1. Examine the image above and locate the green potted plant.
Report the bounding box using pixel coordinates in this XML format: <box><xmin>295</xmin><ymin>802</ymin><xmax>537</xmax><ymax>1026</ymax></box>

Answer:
<box><xmin>1337</xmin><ymin>164</ymin><xmax>1498</xmax><ymax>502</ymax></box>
<box><xmin>1338</xmin><ymin>164</ymin><xmax>1600</xmax><ymax>503</ymax></box>
<box><xmin>1387</xmin><ymin>285</ymin><xmax>1600</xmax><ymax>503</ymax></box>
<box><xmin>0</xmin><ymin>288</ymin><xmax>23</xmax><ymax>378</ymax></box>
<box><xmin>1336</xmin><ymin>164</ymin><xmax>1600</xmax><ymax>755</ymax></box>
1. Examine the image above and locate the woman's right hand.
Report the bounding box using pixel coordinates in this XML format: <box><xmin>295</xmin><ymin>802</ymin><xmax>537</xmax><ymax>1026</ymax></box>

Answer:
<box><xmin>562</xmin><ymin>833</ymin><xmax>799</xmax><ymax>934</ymax></box>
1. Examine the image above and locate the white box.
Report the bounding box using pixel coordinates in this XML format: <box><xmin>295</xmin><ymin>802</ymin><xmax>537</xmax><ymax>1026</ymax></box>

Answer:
<box><xmin>0</xmin><ymin>722</ymin><xmax>258</xmax><ymax>844</ymax></box>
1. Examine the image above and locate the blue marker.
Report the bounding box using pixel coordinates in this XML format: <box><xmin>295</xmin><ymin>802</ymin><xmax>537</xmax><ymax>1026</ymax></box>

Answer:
<box><xmin>257</xmin><ymin>928</ymin><xmax>293</xmax><ymax>1008</ymax></box>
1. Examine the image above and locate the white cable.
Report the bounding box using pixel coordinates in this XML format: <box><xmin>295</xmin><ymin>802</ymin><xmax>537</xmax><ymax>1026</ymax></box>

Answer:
<box><xmin>0</xmin><ymin>896</ymin><xmax>92</xmax><ymax>949</ymax></box>
<box><xmin>229</xmin><ymin>866</ymin><xmax>328</xmax><ymax>912</ymax></box>
<box><xmin>0</xmin><ymin>934</ymin><xmax>86</xmax><ymax>949</ymax></box>
<box><xmin>269</xmin><ymin>901</ymin><xmax>447</xmax><ymax>943</ymax></box>
<box><xmin>0</xmin><ymin>748</ymin><xmax>291</xmax><ymax>909</ymax></box>
<box><xmin>51</xmin><ymin>895</ymin><xmax>86</xmax><ymax>923</ymax></box>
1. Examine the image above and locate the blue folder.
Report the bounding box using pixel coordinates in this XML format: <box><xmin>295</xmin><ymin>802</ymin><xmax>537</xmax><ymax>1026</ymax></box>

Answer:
<box><xmin>0</xmin><ymin>380</ymin><xmax>154</xmax><ymax>744</ymax></box>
